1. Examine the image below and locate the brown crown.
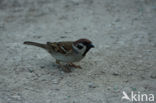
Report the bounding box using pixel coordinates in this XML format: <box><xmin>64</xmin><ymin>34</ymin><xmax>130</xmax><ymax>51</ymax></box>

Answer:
<box><xmin>74</xmin><ymin>38</ymin><xmax>92</xmax><ymax>45</ymax></box>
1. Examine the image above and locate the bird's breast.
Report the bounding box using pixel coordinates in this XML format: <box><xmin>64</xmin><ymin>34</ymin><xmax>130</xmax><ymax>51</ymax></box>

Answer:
<box><xmin>51</xmin><ymin>52</ymin><xmax>84</xmax><ymax>63</ymax></box>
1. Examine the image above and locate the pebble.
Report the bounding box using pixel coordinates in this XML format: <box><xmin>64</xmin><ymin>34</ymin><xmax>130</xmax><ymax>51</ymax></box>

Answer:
<box><xmin>115</xmin><ymin>18</ymin><xmax>120</xmax><ymax>22</ymax></box>
<box><xmin>33</xmin><ymin>35</ymin><xmax>42</xmax><ymax>39</ymax></box>
<box><xmin>40</xmin><ymin>65</ymin><xmax>45</xmax><ymax>69</ymax></box>
<box><xmin>60</xmin><ymin>36</ymin><xmax>67</xmax><ymax>38</ymax></box>
<box><xmin>88</xmin><ymin>82</ymin><xmax>96</xmax><ymax>88</ymax></box>
<box><xmin>150</xmin><ymin>73</ymin><xmax>156</xmax><ymax>79</ymax></box>
<box><xmin>27</xmin><ymin>68</ymin><xmax>34</xmax><ymax>73</ymax></box>
<box><xmin>107</xmin><ymin>87</ymin><xmax>111</xmax><ymax>90</ymax></box>
<box><xmin>83</xmin><ymin>27</ymin><xmax>87</xmax><ymax>30</ymax></box>
<box><xmin>131</xmin><ymin>87</ymin><xmax>137</xmax><ymax>91</ymax></box>
<box><xmin>127</xmin><ymin>72</ymin><xmax>133</xmax><ymax>76</ymax></box>
<box><xmin>112</xmin><ymin>71</ymin><xmax>120</xmax><ymax>76</ymax></box>
<box><xmin>52</xmin><ymin>79</ymin><xmax>59</xmax><ymax>84</ymax></box>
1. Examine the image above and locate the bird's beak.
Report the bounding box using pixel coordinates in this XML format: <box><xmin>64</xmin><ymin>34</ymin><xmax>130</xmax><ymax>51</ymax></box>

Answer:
<box><xmin>89</xmin><ymin>44</ymin><xmax>95</xmax><ymax>48</ymax></box>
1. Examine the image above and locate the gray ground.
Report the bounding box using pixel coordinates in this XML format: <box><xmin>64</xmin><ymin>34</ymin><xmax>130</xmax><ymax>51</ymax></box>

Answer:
<box><xmin>0</xmin><ymin>0</ymin><xmax>156</xmax><ymax>103</ymax></box>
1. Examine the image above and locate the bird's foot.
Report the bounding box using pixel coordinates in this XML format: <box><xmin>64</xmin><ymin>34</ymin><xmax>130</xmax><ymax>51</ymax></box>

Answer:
<box><xmin>68</xmin><ymin>63</ymin><xmax>82</xmax><ymax>69</ymax></box>
<box><xmin>56</xmin><ymin>60</ymin><xmax>71</xmax><ymax>73</ymax></box>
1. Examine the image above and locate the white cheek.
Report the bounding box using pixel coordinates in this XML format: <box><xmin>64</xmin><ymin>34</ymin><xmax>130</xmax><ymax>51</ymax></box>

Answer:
<box><xmin>72</xmin><ymin>44</ymin><xmax>86</xmax><ymax>55</ymax></box>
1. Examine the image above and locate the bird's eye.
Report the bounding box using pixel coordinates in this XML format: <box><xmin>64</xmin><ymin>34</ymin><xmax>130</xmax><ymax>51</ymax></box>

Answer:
<box><xmin>77</xmin><ymin>44</ymin><xmax>83</xmax><ymax>49</ymax></box>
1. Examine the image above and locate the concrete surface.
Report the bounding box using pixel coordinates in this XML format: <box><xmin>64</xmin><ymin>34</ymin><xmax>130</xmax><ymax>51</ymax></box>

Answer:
<box><xmin>0</xmin><ymin>0</ymin><xmax>156</xmax><ymax>103</ymax></box>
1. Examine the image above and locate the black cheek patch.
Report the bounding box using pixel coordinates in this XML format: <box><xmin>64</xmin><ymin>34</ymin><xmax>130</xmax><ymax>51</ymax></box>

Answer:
<box><xmin>77</xmin><ymin>45</ymin><xmax>83</xmax><ymax>49</ymax></box>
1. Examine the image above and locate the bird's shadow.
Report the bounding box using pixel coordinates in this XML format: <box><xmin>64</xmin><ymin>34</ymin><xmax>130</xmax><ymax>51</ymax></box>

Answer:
<box><xmin>37</xmin><ymin>59</ymin><xmax>72</xmax><ymax>73</ymax></box>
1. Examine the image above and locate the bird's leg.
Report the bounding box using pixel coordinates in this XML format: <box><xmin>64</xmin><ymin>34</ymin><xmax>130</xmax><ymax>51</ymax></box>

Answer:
<box><xmin>68</xmin><ymin>63</ymin><xmax>82</xmax><ymax>69</ymax></box>
<box><xmin>56</xmin><ymin>60</ymin><xmax>71</xmax><ymax>72</ymax></box>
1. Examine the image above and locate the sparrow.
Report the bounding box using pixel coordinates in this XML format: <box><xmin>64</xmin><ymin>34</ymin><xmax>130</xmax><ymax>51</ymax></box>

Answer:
<box><xmin>23</xmin><ymin>38</ymin><xmax>94</xmax><ymax>72</ymax></box>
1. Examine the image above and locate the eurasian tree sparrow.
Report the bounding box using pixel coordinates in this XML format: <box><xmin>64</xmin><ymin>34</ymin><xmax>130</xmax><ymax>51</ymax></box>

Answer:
<box><xmin>24</xmin><ymin>38</ymin><xmax>94</xmax><ymax>72</ymax></box>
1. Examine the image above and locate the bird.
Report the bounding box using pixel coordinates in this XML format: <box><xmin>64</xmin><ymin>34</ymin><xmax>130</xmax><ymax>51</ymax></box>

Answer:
<box><xmin>23</xmin><ymin>38</ymin><xmax>94</xmax><ymax>72</ymax></box>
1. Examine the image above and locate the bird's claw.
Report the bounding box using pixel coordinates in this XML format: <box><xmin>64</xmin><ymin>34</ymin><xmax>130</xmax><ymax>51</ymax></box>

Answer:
<box><xmin>68</xmin><ymin>63</ymin><xmax>82</xmax><ymax>69</ymax></box>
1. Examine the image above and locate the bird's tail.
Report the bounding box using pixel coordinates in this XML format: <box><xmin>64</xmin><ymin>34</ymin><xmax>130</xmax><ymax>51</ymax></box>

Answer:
<box><xmin>23</xmin><ymin>41</ymin><xmax>47</xmax><ymax>49</ymax></box>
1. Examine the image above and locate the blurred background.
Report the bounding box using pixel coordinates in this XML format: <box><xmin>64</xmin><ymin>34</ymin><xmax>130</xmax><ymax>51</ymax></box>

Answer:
<box><xmin>0</xmin><ymin>0</ymin><xmax>156</xmax><ymax>103</ymax></box>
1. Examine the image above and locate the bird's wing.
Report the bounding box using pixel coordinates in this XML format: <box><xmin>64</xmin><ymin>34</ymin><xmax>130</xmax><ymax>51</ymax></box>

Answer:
<box><xmin>47</xmin><ymin>41</ymin><xmax>73</xmax><ymax>55</ymax></box>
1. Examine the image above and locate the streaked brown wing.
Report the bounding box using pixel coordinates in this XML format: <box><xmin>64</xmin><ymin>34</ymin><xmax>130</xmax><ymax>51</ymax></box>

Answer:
<box><xmin>47</xmin><ymin>41</ymin><xmax>73</xmax><ymax>54</ymax></box>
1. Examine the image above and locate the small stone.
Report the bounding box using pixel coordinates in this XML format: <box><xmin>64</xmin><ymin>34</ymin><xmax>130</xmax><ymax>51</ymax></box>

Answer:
<box><xmin>131</xmin><ymin>87</ymin><xmax>137</xmax><ymax>91</ymax></box>
<box><xmin>113</xmin><ymin>86</ymin><xmax>119</xmax><ymax>91</ymax></box>
<box><xmin>88</xmin><ymin>82</ymin><xmax>96</xmax><ymax>88</ymax></box>
<box><xmin>100</xmin><ymin>71</ymin><xmax>105</xmax><ymax>74</ymax></box>
<box><xmin>40</xmin><ymin>66</ymin><xmax>45</xmax><ymax>69</ymax></box>
<box><xmin>28</xmin><ymin>68</ymin><xmax>34</xmax><ymax>73</ymax></box>
<box><xmin>115</xmin><ymin>18</ymin><xmax>120</xmax><ymax>22</ymax></box>
<box><xmin>52</xmin><ymin>79</ymin><xmax>59</xmax><ymax>84</ymax></box>
<box><xmin>55</xmin><ymin>88</ymin><xmax>60</xmax><ymax>91</ymax></box>
<box><xmin>112</xmin><ymin>71</ymin><xmax>120</xmax><ymax>76</ymax></box>
<box><xmin>127</xmin><ymin>72</ymin><xmax>133</xmax><ymax>76</ymax></box>
<box><xmin>33</xmin><ymin>35</ymin><xmax>42</xmax><ymax>39</ymax></box>
<box><xmin>83</xmin><ymin>27</ymin><xmax>87</xmax><ymax>30</ymax></box>
<box><xmin>150</xmin><ymin>73</ymin><xmax>156</xmax><ymax>79</ymax></box>
<box><xmin>107</xmin><ymin>87</ymin><xmax>111</xmax><ymax>90</ymax></box>
<box><xmin>60</xmin><ymin>36</ymin><xmax>67</xmax><ymax>38</ymax></box>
